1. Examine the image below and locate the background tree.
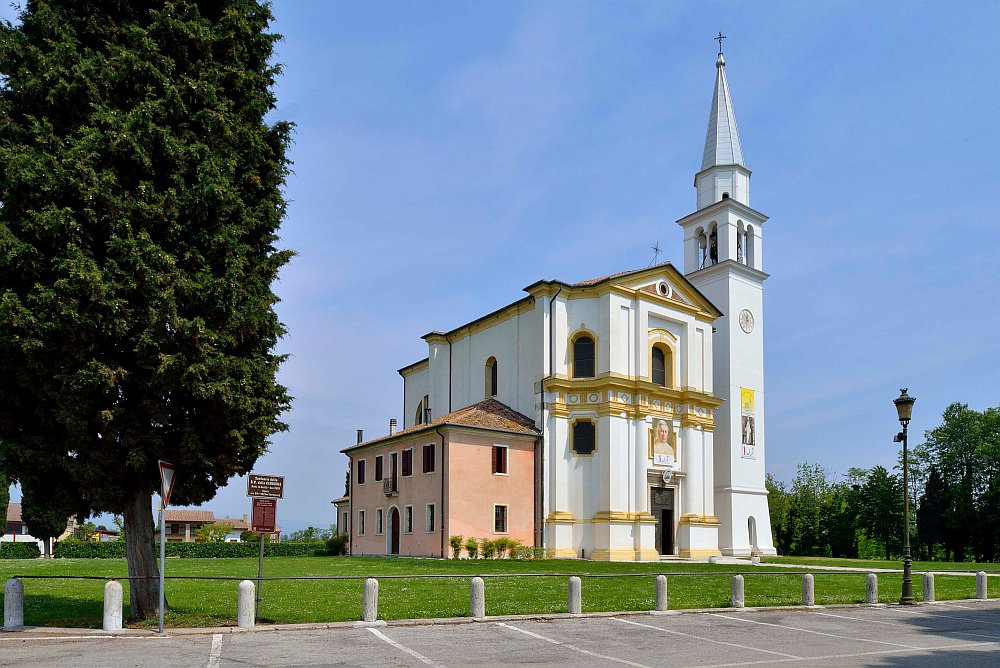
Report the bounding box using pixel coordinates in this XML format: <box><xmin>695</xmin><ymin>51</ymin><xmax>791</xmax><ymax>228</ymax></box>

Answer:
<box><xmin>20</xmin><ymin>483</ymin><xmax>75</xmax><ymax>557</ymax></box>
<box><xmin>765</xmin><ymin>473</ymin><xmax>792</xmax><ymax>555</ymax></box>
<box><xmin>787</xmin><ymin>463</ymin><xmax>835</xmax><ymax>556</ymax></box>
<box><xmin>855</xmin><ymin>465</ymin><xmax>902</xmax><ymax>559</ymax></box>
<box><xmin>0</xmin><ymin>474</ymin><xmax>9</xmax><ymax>519</ymax></box>
<box><xmin>194</xmin><ymin>521</ymin><xmax>234</xmax><ymax>543</ymax></box>
<box><xmin>0</xmin><ymin>1</ymin><xmax>292</xmax><ymax>619</ymax></box>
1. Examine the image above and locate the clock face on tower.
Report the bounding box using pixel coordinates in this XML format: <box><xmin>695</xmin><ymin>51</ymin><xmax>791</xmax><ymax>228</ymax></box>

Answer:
<box><xmin>739</xmin><ymin>309</ymin><xmax>754</xmax><ymax>334</ymax></box>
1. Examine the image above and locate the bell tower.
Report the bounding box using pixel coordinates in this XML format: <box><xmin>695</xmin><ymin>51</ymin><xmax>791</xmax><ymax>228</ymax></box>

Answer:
<box><xmin>676</xmin><ymin>42</ymin><xmax>776</xmax><ymax>556</ymax></box>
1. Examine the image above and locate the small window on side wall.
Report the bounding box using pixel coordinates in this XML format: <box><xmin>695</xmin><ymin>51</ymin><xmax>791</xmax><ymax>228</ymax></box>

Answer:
<box><xmin>492</xmin><ymin>445</ymin><xmax>508</xmax><ymax>474</ymax></box>
<box><xmin>572</xmin><ymin>336</ymin><xmax>595</xmax><ymax>378</ymax></box>
<box><xmin>572</xmin><ymin>420</ymin><xmax>596</xmax><ymax>455</ymax></box>
<box><xmin>486</xmin><ymin>357</ymin><xmax>498</xmax><ymax>397</ymax></box>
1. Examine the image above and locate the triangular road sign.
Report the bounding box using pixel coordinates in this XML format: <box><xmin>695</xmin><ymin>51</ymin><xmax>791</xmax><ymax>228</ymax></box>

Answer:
<box><xmin>158</xmin><ymin>461</ymin><xmax>176</xmax><ymax>508</ymax></box>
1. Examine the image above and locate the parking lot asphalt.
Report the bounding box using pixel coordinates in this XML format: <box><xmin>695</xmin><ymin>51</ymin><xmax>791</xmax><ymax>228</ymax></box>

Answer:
<box><xmin>1</xmin><ymin>600</ymin><xmax>998</xmax><ymax>667</ymax></box>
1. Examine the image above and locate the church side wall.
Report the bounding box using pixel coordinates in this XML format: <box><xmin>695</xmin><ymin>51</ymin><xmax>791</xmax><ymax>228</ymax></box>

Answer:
<box><xmin>402</xmin><ymin>366</ymin><xmax>429</xmax><ymax>429</ymax></box>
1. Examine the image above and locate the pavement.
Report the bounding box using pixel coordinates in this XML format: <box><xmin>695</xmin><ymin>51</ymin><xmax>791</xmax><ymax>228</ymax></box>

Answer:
<box><xmin>2</xmin><ymin>599</ymin><xmax>999</xmax><ymax>667</ymax></box>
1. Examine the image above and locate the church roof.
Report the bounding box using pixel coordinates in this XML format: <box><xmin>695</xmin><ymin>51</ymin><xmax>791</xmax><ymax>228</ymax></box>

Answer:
<box><xmin>342</xmin><ymin>399</ymin><xmax>539</xmax><ymax>453</ymax></box>
<box><xmin>701</xmin><ymin>52</ymin><xmax>745</xmax><ymax>171</ymax></box>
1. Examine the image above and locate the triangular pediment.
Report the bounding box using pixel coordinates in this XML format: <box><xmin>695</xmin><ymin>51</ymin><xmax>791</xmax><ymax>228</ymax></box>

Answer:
<box><xmin>577</xmin><ymin>263</ymin><xmax>722</xmax><ymax>319</ymax></box>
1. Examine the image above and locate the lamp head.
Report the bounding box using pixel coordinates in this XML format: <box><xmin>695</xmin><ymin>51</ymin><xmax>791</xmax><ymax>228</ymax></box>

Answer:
<box><xmin>893</xmin><ymin>388</ymin><xmax>915</xmax><ymax>425</ymax></box>
<box><xmin>893</xmin><ymin>432</ymin><xmax>904</xmax><ymax>443</ymax></box>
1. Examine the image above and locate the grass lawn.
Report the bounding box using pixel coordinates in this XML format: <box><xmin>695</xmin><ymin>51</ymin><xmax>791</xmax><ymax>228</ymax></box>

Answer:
<box><xmin>1</xmin><ymin>556</ymin><xmax>996</xmax><ymax>629</ymax></box>
<box><xmin>761</xmin><ymin>555</ymin><xmax>1000</xmax><ymax>573</ymax></box>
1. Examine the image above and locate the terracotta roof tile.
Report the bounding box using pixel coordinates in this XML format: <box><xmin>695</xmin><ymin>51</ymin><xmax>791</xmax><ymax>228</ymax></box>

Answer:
<box><xmin>344</xmin><ymin>399</ymin><xmax>539</xmax><ymax>452</ymax></box>
<box><xmin>6</xmin><ymin>502</ymin><xmax>22</xmax><ymax>523</ymax></box>
<box><xmin>163</xmin><ymin>509</ymin><xmax>215</xmax><ymax>523</ymax></box>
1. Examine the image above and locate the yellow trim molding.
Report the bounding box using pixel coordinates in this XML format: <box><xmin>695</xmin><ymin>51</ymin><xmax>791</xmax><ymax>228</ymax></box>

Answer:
<box><xmin>547</xmin><ymin>548</ymin><xmax>578</xmax><ymax>558</ymax></box>
<box><xmin>679</xmin><ymin>548</ymin><xmax>722</xmax><ymax>558</ymax></box>
<box><xmin>678</xmin><ymin>514</ymin><xmax>722</xmax><ymax>526</ymax></box>
<box><xmin>592</xmin><ymin>511</ymin><xmax>658</xmax><ymax>524</ymax></box>
<box><xmin>546</xmin><ymin>511</ymin><xmax>576</xmax><ymax>524</ymax></box>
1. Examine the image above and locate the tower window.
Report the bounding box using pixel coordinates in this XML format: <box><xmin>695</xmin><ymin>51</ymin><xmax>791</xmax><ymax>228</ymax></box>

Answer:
<box><xmin>572</xmin><ymin>336</ymin><xmax>595</xmax><ymax>378</ymax></box>
<box><xmin>572</xmin><ymin>420</ymin><xmax>596</xmax><ymax>455</ymax></box>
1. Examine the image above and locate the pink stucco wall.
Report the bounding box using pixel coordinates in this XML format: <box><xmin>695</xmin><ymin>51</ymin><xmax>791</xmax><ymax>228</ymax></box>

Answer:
<box><xmin>446</xmin><ymin>432</ymin><xmax>535</xmax><ymax>548</ymax></box>
<box><xmin>348</xmin><ymin>428</ymin><xmax>536</xmax><ymax>557</ymax></box>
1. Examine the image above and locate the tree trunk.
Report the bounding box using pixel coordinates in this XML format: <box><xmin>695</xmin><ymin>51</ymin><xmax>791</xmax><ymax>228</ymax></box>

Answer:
<box><xmin>123</xmin><ymin>485</ymin><xmax>164</xmax><ymax>619</ymax></box>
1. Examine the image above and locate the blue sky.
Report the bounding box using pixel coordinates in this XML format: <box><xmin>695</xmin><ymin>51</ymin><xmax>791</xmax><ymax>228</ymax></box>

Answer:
<box><xmin>6</xmin><ymin>2</ymin><xmax>1000</xmax><ymax>532</ymax></box>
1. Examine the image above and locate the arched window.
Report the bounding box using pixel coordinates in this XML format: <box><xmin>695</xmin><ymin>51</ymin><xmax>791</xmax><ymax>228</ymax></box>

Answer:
<box><xmin>572</xmin><ymin>420</ymin><xmax>596</xmax><ymax>455</ymax></box>
<box><xmin>745</xmin><ymin>225</ymin><xmax>755</xmax><ymax>267</ymax></box>
<box><xmin>414</xmin><ymin>394</ymin><xmax>430</xmax><ymax>425</ymax></box>
<box><xmin>651</xmin><ymin>346</ymin><xmax>666</xmax><ymax>386</ymax></box>
<box><xmin>696</xmin><ymin>228</ymin><xmax>708</xmax><ymax>268</ymax></box>
<box><xmin>708</xmin><ymin>224</ymin><xmax>718</xmax><ymax>265</ymax></box>
<box><xmin>736</xmin><ymin>221</ymin><xmax>744</xmax><ymax>263</ymax></box>
<box><xmin>572</xmin><ymin>336</ymin><xmax>595</xmax><ymax>378</ymax></box>
<box><xmin>485</xmin><ymin>357</ymin><xmax>498</xmax><ymax>398</ymax></box>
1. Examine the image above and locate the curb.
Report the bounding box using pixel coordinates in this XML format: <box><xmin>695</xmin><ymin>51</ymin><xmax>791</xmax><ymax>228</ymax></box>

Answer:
<box><xmin>3</xmin><ymin>597</ymin><xmax>996</xmax><ymax>638</ymax></box>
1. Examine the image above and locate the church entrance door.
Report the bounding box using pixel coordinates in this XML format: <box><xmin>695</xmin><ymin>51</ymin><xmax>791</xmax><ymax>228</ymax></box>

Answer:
<box><xmin>389</xmin><ymin>507</ymin><xmax>400</xmax><ymax>555</ymax></box>
<box><xmin>651</xmin><ymin>487</ymin><xmax>675</xmax><ymax>555</ymax></box>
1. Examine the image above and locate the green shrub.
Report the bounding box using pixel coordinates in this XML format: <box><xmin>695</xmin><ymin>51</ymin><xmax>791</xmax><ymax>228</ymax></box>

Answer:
<box><xmin>0</xmin><ymin>541</ymin><xmax>41</xmax><ymax>559</ymax></box>
<box><xmin>464</xmin><ymin>536</ymin><xmax>479</xmax><ymax>559</ymax></box>
<box><xmin>492</xmin><ymin>537</ymin><xmax>510</xmax><ymax>558</ymax></box>
<box><xmin>449</xmin><ymin>535</ymin><xmax>463</xmax><ymax>559</ymax></box>
<box><xmin>54</xmin><ymin>539</ymin><xmax>319</xmax><ymax>559</ymax></box>
<box><xmin>481</xmin><ymin>538</ymin><xmax>495</xmax><ymax>560</ymax></box>
<box><xmin>321</xmin><ymin>534</ymin><xmax>347</xmax><ymax>556</ymax></box>
<box><xmin>54</xmin><ymin>539</ymin><xmax>126</xmax><ymax>558</ymax></box>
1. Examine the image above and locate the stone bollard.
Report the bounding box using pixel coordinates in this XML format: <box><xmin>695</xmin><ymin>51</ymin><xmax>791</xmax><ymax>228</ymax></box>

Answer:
<box><xmin>866</xmin><ymin>573</ymin><xmax>879</xmax><ymax>604</ymax></box>
<box><xmin>922</xmin><ymin>573</ymin><xmax>934</xmax><ymax>603</ymax></box>
<box><xmin>976</xmin><ymin>571</ymin><xmax>987</xmax><ymax>600</ymax></box>
<box><xmin>731</xmin><ymin>574</ymin><xmax>745</xmax><ymax>608</ymax></box>
<box><xmin>654</xmin><ymin>575</ymin><xmax>668</xmax><ymax>612</ymax></box>
<box><xmin>362</xmin><ymin>578</ymin><xmax>379</xmax><ymax>622</ymax></box>
<box><xmin>751</xmin><ymin>556</ymin><xmax>761</xmax><ymax>565</ymax></box>
<box><xmin>103</xmin><ymin>580</ymin><xmax>123</xmax><ymax>631</ymax></box>
<box><xmin>708</xmin><ymin>556</ymin><xmax>718</xmax><ymax>565</ymax></box>
<box><xmin>801</xmin><ymin>573</ymin><xmax>815</xmax><ymax>606</ymax></box>
<box><xmin>568</xmin><ymin>576</ymin><xmax>582</xmax><ymax>615</ymax></box>
<box><xmin>470</xmin><ymin>577</ymin><xmax>485</xmax><ymax>619</ymax></box>
<box><xmin>237</xmin><ymin>580</ymin><xmax>255</xmax><ymax>628</ymax></box>
<box><xmin>4</xmin><ymin>578</ymin><xmax>24</xmax><ymax>629</ymax></box>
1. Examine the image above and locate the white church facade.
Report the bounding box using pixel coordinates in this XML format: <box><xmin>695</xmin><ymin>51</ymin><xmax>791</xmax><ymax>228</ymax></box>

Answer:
<box><xmin>343</xmin><ymin>50</ymin><xmax>777</xmax><ymax>560</ymax></box>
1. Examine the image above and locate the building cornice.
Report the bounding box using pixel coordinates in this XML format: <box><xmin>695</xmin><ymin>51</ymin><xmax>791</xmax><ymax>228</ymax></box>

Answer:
<box><xmin>675</xmin><ymin>197</ymin><xmax>768</xmax><ymax>227</ymax></box>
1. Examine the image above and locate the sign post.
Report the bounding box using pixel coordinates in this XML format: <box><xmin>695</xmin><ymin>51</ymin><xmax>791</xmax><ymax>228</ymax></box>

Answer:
<box><xmin>157</xmin><ymin>461</ymin><xmax>176</xmax><ymax>635</ymax></box>
<box><xmin>247</xmin><ymin>474</ymin><xmax>283</xmax><ymax>623</ymax></box>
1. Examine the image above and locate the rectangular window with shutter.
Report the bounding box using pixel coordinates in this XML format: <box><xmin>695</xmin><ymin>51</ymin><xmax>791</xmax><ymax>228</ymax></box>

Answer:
<box><xmin>425</xmin><ymin>503</ymin><xmax>436</xmax><ymax>532</ymax></box>
<box><xmin>358</xmin><ymin>510</ymin><xmax>366</xmax><ymax>536</ymax></box>
<box><xmin>402</xmin><ymin>448</ymin><xmax>413</xmax><ymax>477</ymax></box>
<box><xmin>492</xmin><ymin>445</ymin><xmax>508</xmax><ymax>475</ymax></box>
<box><xmin>357</xmin><ymin>459</ymin><xmax>366</xmax><ymax>485</ymax></box>
<box><xmin>376</xmin><ymin>508</ymin><xmax>383</xmax><ymax>535</ymax></box>
<box><xmin>375</xmin><ymin>455</ymin><xmax>383</xmax><ymax>481</ymax></box>
<box><xmin>404</xmin><ymin>505</ymin><xmax>413</xmax><ymax>533</ymax></box>
<box><xmin>423</xmin><ymin>443</ymin><xmax>436</xmax><ymax>473</ymax></box>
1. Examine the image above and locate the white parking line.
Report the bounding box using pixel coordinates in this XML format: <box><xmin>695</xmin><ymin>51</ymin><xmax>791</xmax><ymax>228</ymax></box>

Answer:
<box><xmin>611</xmin><ymin>617</ymin><xmax>801</xmax><ymax>659</ymax></box>
<box><xmin>367</xmin><ymin>627</ymin><xmax>447</xmax><ymax>668</ymax></box>
<box><xmin>205</xmin><ymin>634</ymin><xmax>223</xmax><ymax>668</ymax></box>
<box><xmin>689</xmin><ymin>640</ymin><xmax>1000</xmax><ymax>668</ymax></box>
<box><xmin>708</xmin><ymin>613</ymin><xmax>922</xmax><ymax>649</ymax></box>
<box><xmin>882</xmin><ymin>605</ymin><xmax>999</xmax><ymax>625</ymax></box>
<box><xmin>496</xmin><ymin>621</ymin><xmax>651</xmax><ymax>668</ymax></box>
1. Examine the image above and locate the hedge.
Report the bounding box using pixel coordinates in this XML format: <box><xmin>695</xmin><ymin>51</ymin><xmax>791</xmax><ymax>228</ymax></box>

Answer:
<box><xmin>0</xmin><ymin>542</ymin><xmax>41</xmax><ymax>559</ymax></box>
<box><xmin>54</xmin><ymin>539</ymin><xmax>321</xmax><ymax>559</ymax></box>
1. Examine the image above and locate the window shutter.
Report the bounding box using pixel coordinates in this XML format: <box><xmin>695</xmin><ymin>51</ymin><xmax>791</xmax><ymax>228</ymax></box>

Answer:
<box><xmin>492</xmin><ymin>446</ymin><xmax>498</xmax><ymax>474</ymax></box>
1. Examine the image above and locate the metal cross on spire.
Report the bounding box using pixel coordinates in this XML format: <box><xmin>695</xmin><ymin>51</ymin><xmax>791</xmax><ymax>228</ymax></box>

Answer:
<box><xmin>648</xmin><ymin>241</ymin><xmax>662</xmax><ymax>267</ymax></box>
<box><xmin>715</xmin><ymin>32</ymin><xmax>726</xmax><ymax>55</ymax></box>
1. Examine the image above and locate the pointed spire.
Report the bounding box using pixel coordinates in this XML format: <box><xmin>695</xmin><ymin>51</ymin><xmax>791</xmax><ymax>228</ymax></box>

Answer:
<box><xmin>701</xmin><ymin>49</ymin><xmax>745</xmax><ymax>171</ymax></box>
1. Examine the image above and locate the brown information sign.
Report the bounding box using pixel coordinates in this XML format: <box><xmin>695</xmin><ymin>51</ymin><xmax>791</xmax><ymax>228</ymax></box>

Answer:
<box><xmin>251</xmin><ymin>498</ymin><xmax>277</xmax><ymax>533</ymax></box>
<box><xmin>247</xmin><ymin>474</ymin><xmax>284</xmax><ymax>499</ymax></box>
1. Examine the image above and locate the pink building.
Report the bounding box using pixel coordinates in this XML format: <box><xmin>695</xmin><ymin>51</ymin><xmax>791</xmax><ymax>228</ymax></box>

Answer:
<box><xmin>343</xmin><ymin>399</ymin><xmax>540</xmax><ymax>557</ymax></box>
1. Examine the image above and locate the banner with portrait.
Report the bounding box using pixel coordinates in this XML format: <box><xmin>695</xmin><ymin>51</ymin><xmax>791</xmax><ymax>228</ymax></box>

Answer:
<box><xmin>649</xmin><ymin>419</ymin><xmax>676</xmax><ymax>468</ymax></box>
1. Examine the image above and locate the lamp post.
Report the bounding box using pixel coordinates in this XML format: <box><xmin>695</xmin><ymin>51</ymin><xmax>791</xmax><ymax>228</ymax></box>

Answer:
<box><xmin>893</xmin><ymin>388</ymin><xmax>916</xmax><ymax>605</ymax></box>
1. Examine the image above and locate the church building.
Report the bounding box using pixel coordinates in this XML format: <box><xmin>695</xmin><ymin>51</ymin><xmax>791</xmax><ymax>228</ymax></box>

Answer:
<box><xmin>342</xmin><ymin>49</ymin><xmax>777</xmax><ymax>560</ymax></box>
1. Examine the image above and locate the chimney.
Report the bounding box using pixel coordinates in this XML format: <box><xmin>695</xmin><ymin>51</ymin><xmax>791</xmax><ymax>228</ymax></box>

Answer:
<box><xmin>356</xmin><ymin>429</ymin><xmax>363</xmax><ymax>444</ymax></box>
<box><xmin>389</xmin><ymin>418</ymin><xmax>397</xmax><ymax>435</ymax></box>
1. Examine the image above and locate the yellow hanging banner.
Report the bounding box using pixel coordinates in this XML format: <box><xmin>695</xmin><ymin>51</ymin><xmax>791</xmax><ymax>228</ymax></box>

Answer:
<box><xmin>740</xmin><ymin>388</ymin><xmax>754</xmax><ymax>415</ymax></box>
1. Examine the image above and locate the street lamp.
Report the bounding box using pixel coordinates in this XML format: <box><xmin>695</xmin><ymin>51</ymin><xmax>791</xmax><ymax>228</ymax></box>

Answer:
<box><xmin>893</xmin><ymin>388</ymin><xmax>916</xmax><ymax>605</ymax></box>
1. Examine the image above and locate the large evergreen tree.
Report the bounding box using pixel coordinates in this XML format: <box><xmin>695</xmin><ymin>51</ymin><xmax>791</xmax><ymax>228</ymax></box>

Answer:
<box><xmin>0</xmin><ymin>1</ymin><xmax>292</xmax><ymax>618</ymax></box>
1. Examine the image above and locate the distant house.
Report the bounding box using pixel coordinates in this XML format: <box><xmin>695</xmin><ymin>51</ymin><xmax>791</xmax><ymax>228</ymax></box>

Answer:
<box><xmin>332</xmin><ymin>496</ymin><xmax>349</xmax><ymax>536</ymax></box>
<box><xmin>3</xmin><ymin>502</ymin><xmax>74</xmax><ymax>556</ymax></box>
<box><xmin>158</xmin><ymin>509</ymin><xmax>279</xmax><ymax>543</ymax></box>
